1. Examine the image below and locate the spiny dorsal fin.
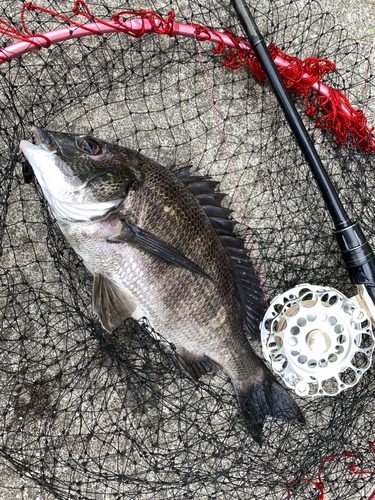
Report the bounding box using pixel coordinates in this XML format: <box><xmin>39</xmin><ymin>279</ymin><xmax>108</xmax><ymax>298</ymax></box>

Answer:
<box><xmin>201</xmin><ymin>205</ymin><xmax>233</xmax><ymax>219</ymax></box>
<box><xmin>180</xmin><ymin>175</ymin><xmax>205</xmax><ymax>184</ymax></box>
<box><xmin>176</xmin><ymin>169</ymin><xmax>266</xmax><ymax>338</ymax></box>
<box><xmin>219</xmin><ymin>235</ymin><xmax>243</xmax><ymax>249</ymax></box>
<box><xmin>183</xmin><ymin>180</ymin><xmax>219</xmax><ymax>195</ymax></box>
<box><xmin>195</xmin><ymin>193</ymin><xmax>226</xmax><ymax>206</ymax></box>
<box><xmin>209</xmin><ymin>216</ymin><xmax>237</xmax><ymax>234</ymax></box>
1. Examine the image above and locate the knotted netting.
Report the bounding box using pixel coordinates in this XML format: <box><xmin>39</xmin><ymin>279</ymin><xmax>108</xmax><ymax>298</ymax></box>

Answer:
<box><xmin>1</xmin><ymin>0</ymin><xmax>375</xmax><ymax>498</ymax></box>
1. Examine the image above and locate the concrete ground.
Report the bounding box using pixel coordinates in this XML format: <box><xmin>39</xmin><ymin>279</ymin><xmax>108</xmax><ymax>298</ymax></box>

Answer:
<box><xmin>0</xmin><ymin>0</ymin><xmax>375</xmax><ymax>499</ymax></box>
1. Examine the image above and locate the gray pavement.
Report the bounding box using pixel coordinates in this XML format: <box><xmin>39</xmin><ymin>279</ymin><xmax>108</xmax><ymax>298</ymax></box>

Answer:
<box><xmin>1</xmin><ymin>0</ymin><xmax>375</xmax><ymax>499</ymax></box>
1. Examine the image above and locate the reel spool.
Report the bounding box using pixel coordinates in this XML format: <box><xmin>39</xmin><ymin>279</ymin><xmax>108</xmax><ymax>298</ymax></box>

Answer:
<box><xmin>261</xmin><ymin>284</ymin><xmax>375</xmax><ymax>397</ymax></box>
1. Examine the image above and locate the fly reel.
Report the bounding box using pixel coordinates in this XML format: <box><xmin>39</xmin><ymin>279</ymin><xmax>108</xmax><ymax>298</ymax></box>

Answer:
<box><xmin>261</xmin><ymin>284</ymin><xmax>375</xmax><ymax>397</ymax></box>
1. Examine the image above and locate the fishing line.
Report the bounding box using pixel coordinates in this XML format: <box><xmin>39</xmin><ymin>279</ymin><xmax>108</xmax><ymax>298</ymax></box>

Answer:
<box><xmin>184</xmin><ymin>0</ymin><xmax>269</xmax><ymax>308</ymax></box>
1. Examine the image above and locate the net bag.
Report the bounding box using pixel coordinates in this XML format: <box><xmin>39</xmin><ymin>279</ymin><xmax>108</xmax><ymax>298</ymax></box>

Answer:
<box><xmin>1</xmin><ymin>1</ymin><xmax>375</xmax><ymax>499</ymax></box>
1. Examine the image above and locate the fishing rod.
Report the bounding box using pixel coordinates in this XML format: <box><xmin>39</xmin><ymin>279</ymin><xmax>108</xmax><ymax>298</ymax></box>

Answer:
<box><xmin>231</xmin><ymin>0</ymin><xmax>375</xmax><ymax>306</ymax></box>
<box><xmin>231</xmin><ymin>0</ymin><xmax>375</xmax><ymax>398</ymax></box>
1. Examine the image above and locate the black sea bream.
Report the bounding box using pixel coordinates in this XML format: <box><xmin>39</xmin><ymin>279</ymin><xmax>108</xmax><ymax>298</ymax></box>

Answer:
<box><xmin>20</xmin><ymin>126</ymin><xmax>304</xmax><ymax>442</ymax></box>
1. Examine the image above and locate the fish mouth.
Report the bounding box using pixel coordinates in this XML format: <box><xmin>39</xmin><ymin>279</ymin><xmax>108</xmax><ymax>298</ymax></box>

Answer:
<box><xmin>32</xmin><ymin>125</ymin><xmax>59</xmax><ymax>153</ymax></box>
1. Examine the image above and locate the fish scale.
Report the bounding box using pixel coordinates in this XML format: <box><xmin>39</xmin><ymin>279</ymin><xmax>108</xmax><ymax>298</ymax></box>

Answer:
<box><xmin>19</xmin><ymin>126</ymin><xmax>305</xmax><ymax>443</ymax></box>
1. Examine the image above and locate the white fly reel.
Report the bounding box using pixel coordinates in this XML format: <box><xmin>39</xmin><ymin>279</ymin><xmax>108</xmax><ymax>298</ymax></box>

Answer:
<box><xmin>261</xmin><ymin>284</ymin><xmax>375</xmax><ymax>397</ymax></box>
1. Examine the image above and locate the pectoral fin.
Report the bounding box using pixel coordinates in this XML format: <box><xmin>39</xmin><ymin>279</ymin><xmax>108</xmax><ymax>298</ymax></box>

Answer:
<box><xmin>93</xmin><ymin>272</ymin><xmax>135</xmax><ymax>332</ymax></box>
<box><xmin>107</xmin><ymin>220</ymin><xmax>212</xmax><ymax>281</ymax></box>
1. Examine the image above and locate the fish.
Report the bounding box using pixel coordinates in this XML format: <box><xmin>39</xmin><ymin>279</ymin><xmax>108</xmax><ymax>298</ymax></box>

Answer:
<box><xmin>19</xmin><ymin>125</ymin><xmax>304</xmax><ymax>443</ymax></box>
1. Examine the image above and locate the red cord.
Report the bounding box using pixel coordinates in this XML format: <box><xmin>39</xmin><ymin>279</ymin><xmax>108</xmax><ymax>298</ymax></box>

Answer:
<box><xmin>286</xmin><ymin>440</ymin><xmax>375</xmax><ymax>499</ymax></box>
<box><xmin>0</xmin><ymin>2</ymin><xmax>373</xmax><ymax>152</ymax></box>
<box><xmin>222</xmin><ymin>38</ymin><xmax>375</xmax><ymax>152</ymax></box>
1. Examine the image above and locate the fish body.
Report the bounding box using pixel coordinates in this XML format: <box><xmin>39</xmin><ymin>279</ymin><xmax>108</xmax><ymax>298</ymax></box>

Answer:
<box><xmin>20</xmin><ymin>126</ymin><xmax>304</xmax><ymax>442</ymax></box>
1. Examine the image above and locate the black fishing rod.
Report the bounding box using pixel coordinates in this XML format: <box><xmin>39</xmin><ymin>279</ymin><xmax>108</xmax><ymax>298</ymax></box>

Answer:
<box><xmin>231</xmin><ymin>0</ymin><xmax>375</xmax><ymax>306</ymax></box>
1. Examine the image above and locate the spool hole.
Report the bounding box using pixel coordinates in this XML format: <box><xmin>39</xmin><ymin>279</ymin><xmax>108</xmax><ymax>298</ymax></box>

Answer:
<box><xmin>337</xmin><ymin>334</ymin><xmax>346</xmax><ymax>344</ymax></box>
<box><xmin>327</xmin><ymin>316</ymin><xmax>337</xmax><ymax>326</ymax></box>
<box><xmin>334</xmin><ymin>324</ymin><xmax>344</xmax><ymax>334</ymax></box>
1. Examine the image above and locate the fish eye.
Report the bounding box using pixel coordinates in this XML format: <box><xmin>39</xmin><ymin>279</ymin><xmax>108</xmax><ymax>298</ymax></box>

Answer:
<box><xmin>77</xmin><ymin>137</ymin><xmax>101</xmax><ymax>155</ymax></box>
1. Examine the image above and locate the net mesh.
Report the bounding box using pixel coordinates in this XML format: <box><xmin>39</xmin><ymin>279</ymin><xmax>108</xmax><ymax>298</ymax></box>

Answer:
<box><xmin>1</xmin><ymin>1</ymin><xmax>375</xmax><ymax>499</ymax></box>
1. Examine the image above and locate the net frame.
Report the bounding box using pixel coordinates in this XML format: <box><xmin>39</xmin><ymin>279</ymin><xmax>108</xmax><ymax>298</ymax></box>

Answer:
<box><xmin>1</xmin><ymin>1</ymin><xmax>374</xmax><ymax>151</ymax></box>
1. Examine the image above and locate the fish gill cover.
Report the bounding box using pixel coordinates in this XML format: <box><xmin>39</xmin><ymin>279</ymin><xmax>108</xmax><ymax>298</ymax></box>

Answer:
<box><xmin>1</xmin><ymin>0</ymin><xmax>375</xmax><ymax>499</ymax></box>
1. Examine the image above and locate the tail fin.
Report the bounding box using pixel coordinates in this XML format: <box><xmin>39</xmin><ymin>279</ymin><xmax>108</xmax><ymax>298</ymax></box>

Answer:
<box><xmin>235</xmin><ymin>370</ymin><xmax>305</xmax><ymax>444</ymax></box>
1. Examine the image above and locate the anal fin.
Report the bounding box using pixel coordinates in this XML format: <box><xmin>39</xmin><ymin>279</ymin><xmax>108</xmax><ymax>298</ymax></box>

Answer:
<box><xmin>171</xmin><ymin>348</ymin><xmax>218</xmax><ymax>381</ymax></box>
<box><xmin>93</xmin><ymin>272</ymin><xmax>136</xmax><ymax>333</ymax></box>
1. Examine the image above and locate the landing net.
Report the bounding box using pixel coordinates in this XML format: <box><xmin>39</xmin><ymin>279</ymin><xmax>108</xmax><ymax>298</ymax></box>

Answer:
<box><xmin>1</xmin><ymin>1</ymin><xmax>375</xmax><ymax>499</ymax></box>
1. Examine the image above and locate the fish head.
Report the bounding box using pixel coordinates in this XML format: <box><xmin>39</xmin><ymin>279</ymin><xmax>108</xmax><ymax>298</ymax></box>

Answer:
<box><xmin>19</xmin><ymin>126</ymin><xmax>142</xmax><ymax>221</ymax></box>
